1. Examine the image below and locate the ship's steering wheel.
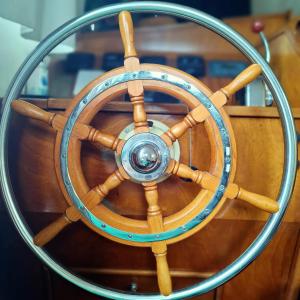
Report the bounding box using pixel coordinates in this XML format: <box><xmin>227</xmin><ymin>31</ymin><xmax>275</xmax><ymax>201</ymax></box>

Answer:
<box><xmin>0</xmin><ymin>2</ymin><xmax>297</xmax><ymax>299</ymax></box>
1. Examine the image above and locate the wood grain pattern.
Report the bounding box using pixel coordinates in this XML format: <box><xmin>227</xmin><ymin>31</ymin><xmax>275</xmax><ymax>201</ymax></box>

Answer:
<box><xmin>46</xmin><ymin>64</ymin><xmax>237</xmax><ymax>248</ymax></box>
<box><xmin>33</xmin><ymin>168</ymin><xmax>127</xmax><ymax>246</ymax></box>
<box><xmin>11</xmin><ymin>99</ymin><xmax>122</xmax><ymax>152</ymax></box>
<box><xmin>22</xmin><ymin>212</ymin><xmax>299</xmax><ymax>300</ymax></box>
<box><xmin>119</xmin><ymin>11</ymin><xmax>148</xmax><ymax>131</ymax></box>
<box><xmin>8</xmin><ymin>104</ymin><xmax>300</xmax><ymax>223</ymax></box>
<box><xmin>22</xmin><ymin>98</ymin><xmax>300</xmax><ymax>118</ymax></box>
<box><xmin>221</xmin><ymin>64</ymin><xmax>262</xmax><ymax>98</ymax></box>
<box><xmin>270</xmin><ymin>17</ymin><xmax>300</xmax><ymax>107</ymax></box>
<box><xmin>168</xmin><ymin>161</ymin><xmax>279</xmax><ymax>213</ymax></box>
<box><xmin>119</xmin><ymin>11</ymin><xmax>137</xmax><ymax>58</ymax></box>
<box><xmin>4</xmin><ymin>10</ymin><xmax>300</xmax><ymax>299</ymax></box>
<box><xmin>144</xmin><ymin>183</ymin><xmax>172</xmax><ymax>295</ymax></box>
<box><xmin>77</xmin><ymin>13</ymin><xmax>288</xmax><ymax>61</ymax></box>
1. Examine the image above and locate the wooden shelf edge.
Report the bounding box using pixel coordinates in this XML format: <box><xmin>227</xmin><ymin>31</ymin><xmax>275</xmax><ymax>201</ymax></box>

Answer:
<box><xmin>20</xmin><ymin>98</ymin><xmax>300</xmax><ymax>119</ymax></box>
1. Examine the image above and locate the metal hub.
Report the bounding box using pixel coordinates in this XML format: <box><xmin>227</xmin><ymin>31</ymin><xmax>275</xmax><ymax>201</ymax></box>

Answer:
<box><xmin>130</xmin><ymin>142</ymin><xmax>161</xmax><ymax>173</ymax></box>
<box><xmin>121</xmin><ymin>132</ymin><xmax>170</xmax><ymax>182</ymax></box>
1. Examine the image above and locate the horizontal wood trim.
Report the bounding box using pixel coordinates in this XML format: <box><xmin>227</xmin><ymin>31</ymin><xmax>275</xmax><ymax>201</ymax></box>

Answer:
<box><xmin>72</xmin><ymin>267</ymin><xmax>213</xmax><ymax>279</ymax></box>
<box><xmin>20</xmin><ymin>98</ymin><xmax>300</xmax><ymax>118</ymax></box>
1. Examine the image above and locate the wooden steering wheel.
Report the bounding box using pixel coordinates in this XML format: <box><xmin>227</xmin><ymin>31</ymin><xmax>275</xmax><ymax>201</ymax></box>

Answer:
<box><xmin>1</xmin><ymin>2</ymin><xmax>297</xmax><ymax>299</ymax></box>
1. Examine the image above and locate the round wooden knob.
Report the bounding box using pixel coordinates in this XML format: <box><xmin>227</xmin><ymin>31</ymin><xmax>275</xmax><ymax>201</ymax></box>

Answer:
<box><xmin>252</xmin><ymin>20</ymin><xmax>265</xmax><ymax>33</ymax></box>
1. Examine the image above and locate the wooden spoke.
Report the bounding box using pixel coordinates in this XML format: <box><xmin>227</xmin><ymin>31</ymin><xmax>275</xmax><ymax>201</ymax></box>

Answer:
<box><xmin>160</xmin><ymin>95</ymin><xmax>226</xmax><ymax>146</ymax></box>
<box><xmin>119</xmin><ymin>11</ymin><xmax>148</xmax><ymax>131</ymax></box>
<box><xmin>167</xmin><ymin>160</ymin><xmax>279</xmax><ymax>213</ymax></box>
<box><xmin>143</xmin><ymin>183</ymin><xmax>172</xmax><ymax>296</ymax></box>
<box><xmin>11</xmin><ymin>100</ymin><xmax>123</xmax><ymax>152</ymax></box>
<box><xmin>81</xmin><ymin>126</ymin><xmax>123</xmax><ymax>153</ymax></box>
<box><xmin>161</xmin><ymin>64</ymin><xmax>262</xmax><ymax>146</ymax></box>
<box><xmin>33</xmin><ymin>168</ymin><xmax>128</xmax><ymax>247</ymax></box>
<box><xmin>12</xmin><ymin>100</ymin><xmax>58</xmax><ymax>126</ymax></box>
<box><xmin>221</xmin><ymin>64</ymin><xmax>262</xmax><ymax>98</ymax></box>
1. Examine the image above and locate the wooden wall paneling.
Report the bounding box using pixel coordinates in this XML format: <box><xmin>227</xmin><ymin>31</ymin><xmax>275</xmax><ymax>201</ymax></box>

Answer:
<box><xmin>270</xmin><ymin>17</ymin><xmax>300</xmax><ymax>107</ymax></box>
<box><xmin>220</xmin><ymin>222</ymin><xmax>299</xmax><ymax>300</ymax></box>
<box><xmin>5</xmin><ymin>100</ymin><xmax>300</xmax><ymax>299</ymax></box>
<box><xmin>286</xmin><ymin>228</ymin><xmax>300</xmax><ymax>300</ymax></box>
<box><xmin>48</xmin><ymin>269</ymin><xmax>216</xmax><ymax>299</ymax></box>
<box><xmin>24</xmin><ymin>212</ymin><xmax>299</xmax><ymax>300</ymax></box>
<box><xmin>76</xmin><ymin>13</ymin><xmax>288</xmax><ymax>61</ymax></box>
<box><xmin>7</xmin><ymin>104</ymin><xmax>300</xmax><ymax>223</ymax></box>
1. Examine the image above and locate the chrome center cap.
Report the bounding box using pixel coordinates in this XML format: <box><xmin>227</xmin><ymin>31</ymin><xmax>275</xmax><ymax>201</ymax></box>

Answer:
<box><xmin>121</xmin><ymin>133</ymin><xmax>170</xmax><ymax>182</ymax></box>
<box><xmin>130</xmin><ymin>143</ymin><xmax>161</xmax><ymax>173</ymax></box>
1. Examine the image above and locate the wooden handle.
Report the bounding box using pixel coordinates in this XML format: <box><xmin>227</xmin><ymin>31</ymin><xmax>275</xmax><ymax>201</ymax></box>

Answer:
<box><xmin>33</xmin><ymin>169</ymin><xmax>127</xmax><ymax>247</ymax></box>
<box><xmin>144</xmin><ymin>183</ymin><xmax>172</xmax><ymax>295</ymax></box>
<box><xmin>161</xmin><ymin>114</ymin><xmax>197</xmax><ymax>145</ymax></box>
<box><xmin>119</xmin><ymin>11</ymin><xmax>137</xmax><ymax>58</ymax></box>
<box><xmin>33</xmin><ymin>214</ymin><xmax>71</xmax><ymax>247</ymax></box>
<box><xmin>131</xmin><ymin>95</ymin><xmax>148</xmax><ymax>128</ymax></box>
<box><xmin>12</xmin><ymin>100</ymin><xmax>55</xmax><ymax>125</ymax></box>
<box><xmin>200</xmin><ymin>172</ymin><xmax>278</xmax><ymax>213</ymax></box>
<box><xmin>221</xmin><ymin>64</ymin><xmax>262</xmax><ymax>97</ymax></box>
<box><xmin>167</xmin><ymin>160</ymin><xmax>203</xmax><ymax>183</ymax></box>
<box><xmin>87</xmin><ymin>127</ymin><xmax>121</xmax><ymax>151</ymax></box>
<box><xmin>154</xmin><ymin>251</ymin><xmax>172</xmax><ymax>296</ymax></box>
<box><xmin>161</xmin><ymin>92</ymin><xmax>228</xmax><ymax>145</ymax></box>
<box><xmin>169</xmin><ymin>161</ymin><xmax>278</xmax><ymax>213</ymax></box>
<box><xmin>238</xmin><ymin>188</ymin><xmax>279</xmax><ymax>213</ymax></box>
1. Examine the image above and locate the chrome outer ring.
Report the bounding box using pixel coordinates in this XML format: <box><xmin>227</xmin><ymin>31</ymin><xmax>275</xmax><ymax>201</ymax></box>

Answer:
<box><xmin>121</xmin><ymin>132</ymin><xmax>170</xmax><ymax>182</ymax></box>
<box><xmin>60</xmin><ymin>70</ymin><xmax>232</xmax><ymax>243</ymax></box>
<box><xmin>0</xmin><ymin>2</ymin><xmax>297</xmax><ymax>300</ymax></box>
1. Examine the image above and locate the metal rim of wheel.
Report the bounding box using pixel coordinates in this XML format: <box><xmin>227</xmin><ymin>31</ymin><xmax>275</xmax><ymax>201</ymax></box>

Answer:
<box><xmin>0</xmin><ymin>2</ymin><xmax>297</xmax><ymax>299</ymax></box>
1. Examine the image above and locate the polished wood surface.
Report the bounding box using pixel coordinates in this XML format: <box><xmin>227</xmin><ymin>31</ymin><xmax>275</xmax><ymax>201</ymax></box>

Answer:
<box><xmin>119</xmin><ymin>11</ymin><xmax>138</xmax><ymax>59</ymax></box>
<box><xmin>119</xmin><ymin>11</ymin><xmax>148</xmax><ymax>131</ymax></box>
<box><xmin>221</xmin><ymin>64</ymin><xmax>262</xmax><ymax>98</ymax></box>
<box><xmin>6</xmin><ymin>98</ymin><xmax>300</xmax><ymax>299</ymax></box>
<box><xmin>33</xmin><ymin>168</ymin><xmax>128</xmax><ymax>247</ymax></box>
<box><xmin>161</xmin><ymin>63</ymin><xmax>261</xmax><ymax>146</ymax></box>
<box><xmin>270</xmin><ymin>16</ymin><xmax>300</xmax><ymax>107</ymax></box>
<box><xmin>2</xmin><ymin>8</ymin><xmax>300</xmax><ymax>299</ymax></box>
<box><xmin>11</xmin><ymin>99</ymin><xmax>122</xmax><ymax>151</ymax></box>
<box><xmin>168</xmin><ymin>160</ymin><xmax>279</xmax><ymax>213</ymax></box>
<box><xmin>8</xmin><ymin>101</ymin><xmax>300</xmax><ymax>222</ymax></box>
<box><xmin>77</xmin><ymin>13</ymin><xmax>288</xmax><ymax>60</ymax></box>
<box><xmin>144</xmin><ymin>182</ymin><xmax>172</xmax><ymax>295</ymax></box>
<box><xmin>39</xmin><ymin>63</ymin><xmax>236</xmax><ymax>253</ymax></box>
<box><xmin>76</xmin><ymin>12</ymin><xmax>300</xmax><ymax>109</ymax></box>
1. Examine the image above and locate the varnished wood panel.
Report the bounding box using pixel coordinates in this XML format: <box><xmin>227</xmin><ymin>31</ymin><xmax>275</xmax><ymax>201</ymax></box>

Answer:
<box><xmin>8</xmin><ymin>105</ymin><xmax>300</xmax><ymax>223</ymax></box>
<box><xmin>49</xmin><ymin>271</ymin><xmax>216</xmax><ymax>300</ymax></box>
<box><xmin>270</xmin><ymin>17</ymin><xmax>300</xmax><ymax>107</ymax></box>
<box><xmin>5</xmin><ymin>101</ymin><xmax>300</xmax><ymax>299</ymax></box>
<box><xmin>77</xmin><ymin>13</ymin><xmax>288</xmax><ymax>61</ymax></box>
<box><xmin>24</xmin><ymin>212</ymin><xmax>299</xmax><ymax>300</ymax></box>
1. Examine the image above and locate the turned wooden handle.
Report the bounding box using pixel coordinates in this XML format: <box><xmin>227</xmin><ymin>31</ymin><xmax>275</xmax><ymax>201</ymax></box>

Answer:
<box><xmin>33</xmin><ymin>214</ymin><xmax>71</xmax><ymax>247</ymax></box>
<box><xmin>221</xmin><ymin>64</ymin><xmax>262</xmax><ymax>97</ymax></box>
<box><xmin>169</xmin><ymin>161</ymin><xmax>278</xmax><ymax>214</ymax></box>
<box><xmin>33</xmin><ymin>189</ymin><xmax>102</xmax><ymax>247</ymax></box>
<box><xmin>119</xmin><ymin>11</ymin><xmax>137</xmax><ymax>58</ymax></box>
<box><xmin>144</xmin><ymin>183</ymin><xmax>173</xmax><ymax>295</ymax></box>
<box><xmin>131</xmin><ymin>95</ymin><xmax>148</xmax><ymax>128</ymax></box>
<box><xmin>12</xmin><ymin>100</ymin><xmax>55</xmax><ymax>125</ymax></box>
<box><xmin>87</xmin><ymin>127</ymin><xmax>121</xmax><ymax>151</ymax></box>
<box><xmin>33</xmin><ymin>170</ymin><xmax>128</xmax><ymax>247</ymax></box>
<box><xmin>155</xmin><ymin>252</ymin><xmax>172</xmax><ymax>296</ymax></box>
<box><xmin>238</xmin><ymin>188</ymin><xmax>279</xmax><ymax>213</ymax></box>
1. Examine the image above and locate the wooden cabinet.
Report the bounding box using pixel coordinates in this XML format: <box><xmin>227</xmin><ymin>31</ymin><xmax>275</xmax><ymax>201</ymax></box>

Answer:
<box><xmin>2</xmin><ymin>100</ymin><xmax>299</xmax><ymax>299</ymax></box>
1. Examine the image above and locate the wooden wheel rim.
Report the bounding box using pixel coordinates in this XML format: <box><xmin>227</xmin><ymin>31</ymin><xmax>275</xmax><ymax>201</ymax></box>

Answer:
<box><xmin>55</xmin><ymin>64</ymin><xmax>237</xmax><ymax>246</ymax></box>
